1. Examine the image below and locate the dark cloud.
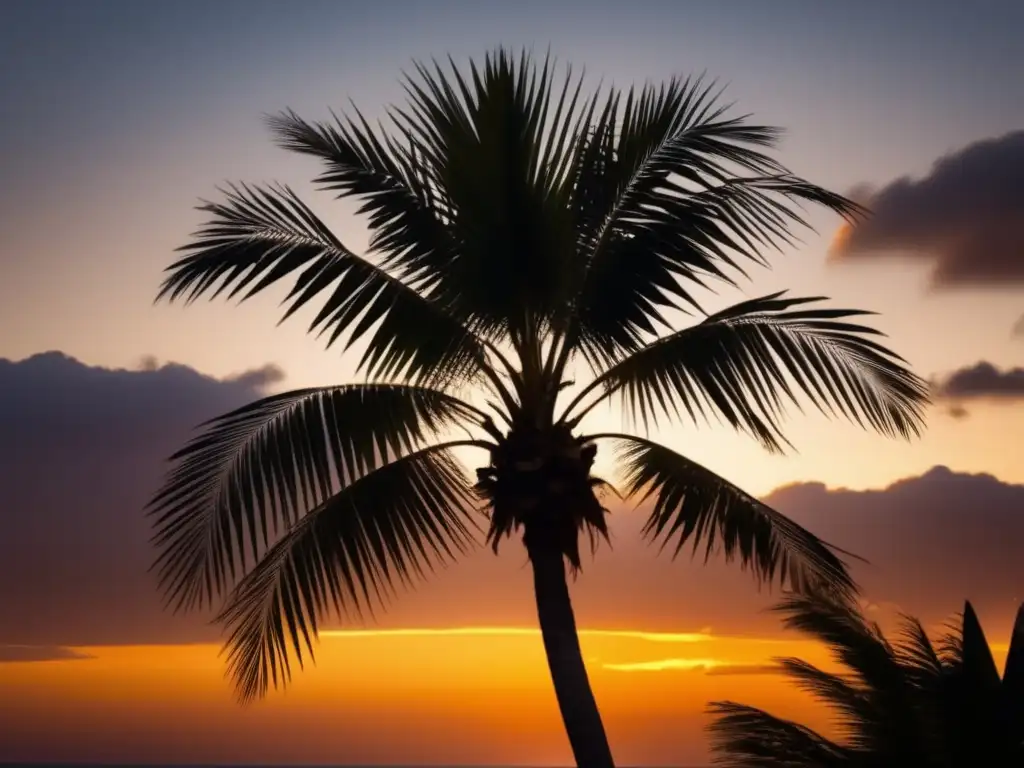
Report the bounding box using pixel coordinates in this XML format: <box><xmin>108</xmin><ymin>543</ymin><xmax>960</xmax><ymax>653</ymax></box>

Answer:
<box><xmin>0</xmin><ymin>645</ymin><xmax>94</xmax><ymax>663</ymax></box>
<box><xmin>226</xmin><ymin>363</ymin><xmax>286</xmax><ymax>390</ymax></box>
<box><xmin>764</xmin><ymin>467</ymin><xmax>1024</xmax><ymax>636</ymax></box>
<box><xmin>829</xmin><ymin>131</ymin><xmax>1024</xmax><ymax>288</ymax></box>
<box><xmin>932</xmin><ymin>361</ymin><xmax>1024</xmax><ymax>401</ymax></box>
<box><xmin>0</xmin><ymin>352</ymin><xmax>284</xmax><ymax>646</ymax></box>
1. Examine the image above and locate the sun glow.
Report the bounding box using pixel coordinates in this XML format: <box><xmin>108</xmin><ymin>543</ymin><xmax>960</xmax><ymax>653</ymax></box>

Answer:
<box><xmin>1</xmin><ymin>627</ymin><xmax>1011</xmax><ymax>765</ymax></box>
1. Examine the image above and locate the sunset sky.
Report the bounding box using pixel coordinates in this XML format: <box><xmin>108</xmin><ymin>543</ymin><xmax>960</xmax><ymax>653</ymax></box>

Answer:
<box><xmin>2</xmin><ymin>0</ymin><xmax>1023</xmax><ymax>765</ymax></box>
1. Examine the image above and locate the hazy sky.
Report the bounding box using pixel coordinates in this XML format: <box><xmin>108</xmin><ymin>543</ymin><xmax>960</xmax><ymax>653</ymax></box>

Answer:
<box><xmin>1</xmin><ymin>0</ymin><xmax>1023</xmax><ymax>765</ymax></box>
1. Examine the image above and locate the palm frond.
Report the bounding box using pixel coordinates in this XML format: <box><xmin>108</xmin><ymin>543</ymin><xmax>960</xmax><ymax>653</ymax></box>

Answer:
<box><xmin>771</xmin><ymin>594</ymin><xmax>903</xmax><ymax>690</ymax></box>
<box><xmin>774</xmin><ymin>658</ymin><xmax>871</xmax><ymax>736</ymax></box>
<box><xmin>774</xmin><ymin>655</ymin><xmax>932</xmax><ymax>758</ymax></box>
<box><xmin>267</xmin><ymin>108</ymin><xmax>453</xmax><ymax>294</ymax></box>
<box><xmin>566</xmin><ymin>292</ymin><xmax>929</xmax><ymax>453</ymax></box>
<box><xmin>561</xmin><ymin>73</ymin><xmax>864</xmax><ymax>368</ymax></box>
<box><xmin>147</xmin><ymin>384</ymin><xmax>488</xmax><ymax>612</ymax></box>
<box><xmin>386</xmin><ymin>50</ymin><xmax>586</xmax><ymax>341</ymax></box>
<box><xmin>773</xmin><ymin>593</ymin><xmax>942</xmax><ymax>761</ymax></box>
<box><xmin>706</xmin><ymin>701</ymin><xmax>852</xmax><ymax>767</ymax></box>
<box><xmin>217</xmin><ymin>444</ymin><xmax>477</xmax><ymax>703</ymax></box>
<box><xmin>1001</xmin><ymin>603</ymin><xmax>1024</xmax><ymax>713</ymax></box>
<box><xmin>156</xmin><ymin>182</ymin><xmax>486</xmax><ymax>387</ymax></box>
<box><xmin>711</xmin><ymin>593</ymin><xmax>1024</xmax><ymax>767</ymax></box>
<box><xmin>893</xmin><ymin>614</ymin><xmax>946</xmax><ymax>684</ymax></box>
<box><xmin>601</xmin><ymin>434</ymin><xmax>856</xmax><ymax>597</ymax></box>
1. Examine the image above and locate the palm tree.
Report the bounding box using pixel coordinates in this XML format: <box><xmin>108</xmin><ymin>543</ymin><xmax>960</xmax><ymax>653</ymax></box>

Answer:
<box><xmin>707</xmin><ymin>594</ymin><xmax>1024</xmax><ymax>767</ymax></box>
<box><xmin>147</xmin><ymin>49</ymin><xmax>928</xmax><ymax>768</ymax></box>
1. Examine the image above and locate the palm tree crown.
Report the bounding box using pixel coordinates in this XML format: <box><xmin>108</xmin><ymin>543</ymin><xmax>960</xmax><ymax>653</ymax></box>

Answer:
<box><xmin>147</xmin><ymin>50</ymin><xmax>928</xmax><ymax>761</ymax></box>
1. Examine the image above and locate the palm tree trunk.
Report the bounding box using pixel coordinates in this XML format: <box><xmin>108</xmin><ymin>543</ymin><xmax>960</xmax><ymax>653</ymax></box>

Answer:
<box><xmin>529</xmin><ymin>545</ymin><xmax>616</xmax><ymax>768</ymax></box>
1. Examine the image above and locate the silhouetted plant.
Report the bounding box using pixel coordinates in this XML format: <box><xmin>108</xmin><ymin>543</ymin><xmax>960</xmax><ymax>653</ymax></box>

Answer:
<box><xmin>708</xmin><ymin>594</ymin><xmax>1024</xmax><ymax>767</ymax></box>
<box><xmin>147</xmin><ymin>49</ymin><xmax>929</xmax><ymax>768</ymax></box>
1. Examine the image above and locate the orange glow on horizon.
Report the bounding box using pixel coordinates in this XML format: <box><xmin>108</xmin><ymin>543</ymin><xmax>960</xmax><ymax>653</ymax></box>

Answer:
<box><xmin>5</xmin><ymin>625</ymin><xmax>1007</xmax><ymax>765</ymax></box>
<box><xmin>0</xmin><ymin>627</ymin><xmax>828</xmax><ymax>765</ymax></box>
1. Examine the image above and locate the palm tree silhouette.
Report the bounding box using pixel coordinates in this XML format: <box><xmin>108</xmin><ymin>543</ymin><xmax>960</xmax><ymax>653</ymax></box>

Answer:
<box><xmin>708</xmin><ymin>594</ymin><xmax>1024</xmax><ymax>767</ymax></box>
<box><xmin>147</xmin><ymin>49</ymin><xmax>928</xmax><ymax>767</ymax></box>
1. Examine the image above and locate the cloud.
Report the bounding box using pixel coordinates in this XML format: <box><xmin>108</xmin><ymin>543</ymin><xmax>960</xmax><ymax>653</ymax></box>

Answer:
<box><xmin>1014</xmin><ymin>314</ymin><xmax>1024</xmax><ymax>338</ymax></box>
<box><xmin>602</xmin><ymin>659</ymin><xmax>783</xmax><ymax>675</ymax></box>
<box><xmin>137</xmin><ymin>355</ymin><xmax>286</xmax><ymax>390</ymax></box>
<box><xmin>931</xmin><ymin>361</ymin><xmax>1024</xmax><ymax>413</ymax></box>
<box><xmin>0</xmin><ymin>645</ymin><xmax>94</xmax><ymax>663</ymax></box>
<box><xmin>0</xmin><ymin>352</ymin><xmax>284</xmax><ymax>646</ymax></box>
<box><xmin>829</xmin><ymin>131</ymin><xmax>1024</xmax><ymax>288</ymax></box>
<box><xmin>225</xmin><ymin>363</ymin><xmax>287</xmax><ymax>389</ymax></box>
<box><xmin>603</xmin><ymin>657</ymin><xmax>725</xmax><ymax>672</ymax></box>
<box><xmin>704</xmin><ymin>664</ymin><xmax>782</xmax><ymax>677</ymax></box>
<box><xmin>764</xmin><ymin>467</ymin><xmax>1024</xmax><ymax>637</ymax></box>
<box><xmin>945</xmin><ymin>403</ymin><xmax>970</xmax><ymax>420</ymax></box>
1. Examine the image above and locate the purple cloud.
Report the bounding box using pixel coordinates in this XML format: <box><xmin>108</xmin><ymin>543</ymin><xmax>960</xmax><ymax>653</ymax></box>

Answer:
<box><xmin>831</xmin><ymin>131</ymin><xmax>1024</xmax><ymax>288</ymax></box>
<box><xmin>931</xmin><ymin>361</ymin><xmax>1024</xmax><ymax>416</ymax></box>
<box><xmin>0</xmin><ymin>352</ymin><xmax>284</xmax><ymax>646</ymax></box>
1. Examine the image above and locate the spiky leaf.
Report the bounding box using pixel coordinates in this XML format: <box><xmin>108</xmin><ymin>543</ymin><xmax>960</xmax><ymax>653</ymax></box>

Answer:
<box><xmin>576</xmin><ymin>292</ymin><xmax>929</xmax><ymax>452</ymax></box>
<box><xmin>608</xmin><ymin>435</ymin><xmax>856</xmax><ymax>596</ymax></box>
<box><xmin>217</xmin><ymin>446</ymin><xmax>477</xmax><ymax>702</ymax></box>
<box><xmin>148</xmin><ymin>384</ymin><xmax>483</xmax><ymax>611</ymax></box>
<box><xmin>157</xmin><ymin>182</ymin><xmax>484</xmax><ymax>386</ymax></box>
